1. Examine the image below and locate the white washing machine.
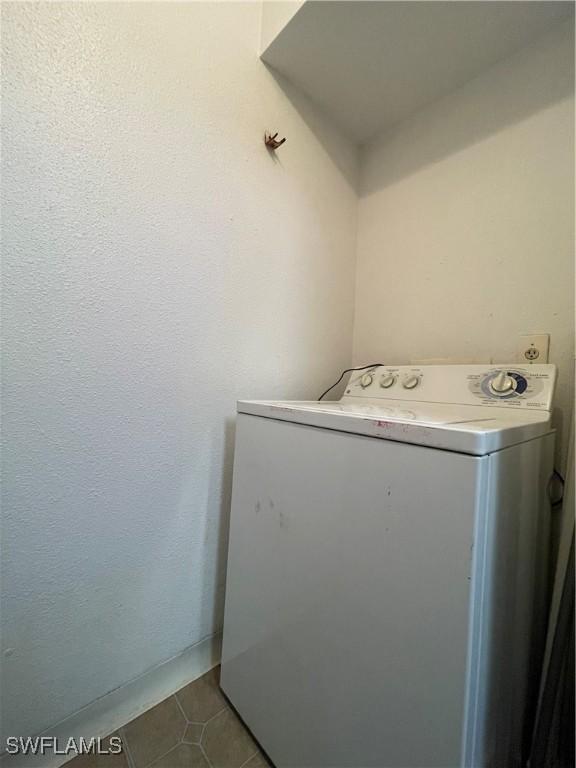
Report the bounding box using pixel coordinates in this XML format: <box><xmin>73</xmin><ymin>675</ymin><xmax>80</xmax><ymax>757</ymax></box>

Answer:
<box><xmin>221</xmin><ymin>364</ymin><xmax>557</xmax><ymax>768</ymax></box>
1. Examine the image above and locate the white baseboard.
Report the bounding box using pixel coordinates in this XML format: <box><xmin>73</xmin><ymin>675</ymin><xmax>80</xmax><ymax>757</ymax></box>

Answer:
<box><xmin>1</xmin><ymin>633</ymin><xmax>222</xmax><ymax>768</ymax></box>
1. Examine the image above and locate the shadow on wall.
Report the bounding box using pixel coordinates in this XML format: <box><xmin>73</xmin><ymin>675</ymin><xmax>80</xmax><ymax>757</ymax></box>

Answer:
<box><xmin>263</xmin><ymin>63</ymin><xmax>360</xmax><ymax>193</ymax></box>
<box><xmin>174</xmin><ymin>415</ymin><xmax>237</xmax><ymax>639</ymax></box>
<box><xmin>359</xmin><ymin>19</ymin><xmax>575</xmax><ymax>196</ymax></box>
<box><xmin>208</xmin><ymin>417</ymin><xmax>236</xmax><ymax>633</ymax></box>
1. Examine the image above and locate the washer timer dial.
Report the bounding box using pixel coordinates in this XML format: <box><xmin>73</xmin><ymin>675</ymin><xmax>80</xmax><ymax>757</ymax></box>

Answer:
<box><xmin>489</xmin><ymin>371</ymin><xmax>515</xmax><ymax>395</ymax></box>
<box><xmin>481</xmin><ymin>369</ymin><xmax>529</xmax><ymax>399</ymax></box>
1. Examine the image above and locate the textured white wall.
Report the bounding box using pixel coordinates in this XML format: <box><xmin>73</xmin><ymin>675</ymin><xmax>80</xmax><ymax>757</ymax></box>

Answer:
<box><xmin>354</xmin><ymin>21</ymin><xmax>574</xmax><ymax>469</ymax></box>
<box><xmin>1</xmin><ymin>1</ymin><xmax>358</xmax><ymax>740</ymax></box>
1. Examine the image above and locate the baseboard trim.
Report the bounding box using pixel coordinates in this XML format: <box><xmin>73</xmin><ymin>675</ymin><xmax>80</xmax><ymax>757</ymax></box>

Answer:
<box><xmin>1</xmin><ymin>633</ymin><xmax>222</xmax><ymax>768</ymax></box>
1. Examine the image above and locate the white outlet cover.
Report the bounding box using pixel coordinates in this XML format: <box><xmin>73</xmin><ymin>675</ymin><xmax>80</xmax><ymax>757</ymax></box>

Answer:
<box><xmin>518</xmin><ymin>334</ymin><xmax>550</xmax><ymax>364</ymax></box>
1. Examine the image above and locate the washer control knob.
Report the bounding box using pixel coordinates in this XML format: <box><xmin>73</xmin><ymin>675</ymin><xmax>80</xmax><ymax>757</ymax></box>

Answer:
<box><xmin>360</xmin><ymin>372</ymin><xmax>374</xmax><ymax>388</ymax></box>
<box><xmin>402</xmin><ymin>375</ymin><xmax>420</xmax><ymax>390</ymax></box>
<box><xmin>490</xmin><ymin>371</ymin><xmax>515</xmax><ymax>395</ymax></box>
<box><xmin>380</xmin><ymin>374</ymin><xmax>396</xmax><ymax>389</ymax></box>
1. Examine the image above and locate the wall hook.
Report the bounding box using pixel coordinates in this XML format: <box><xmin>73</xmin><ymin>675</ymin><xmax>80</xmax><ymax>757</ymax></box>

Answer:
<box><xmin>264</xmin><ymin>132</ymin><xmax>286</xmax><ymax>150</ymax></box>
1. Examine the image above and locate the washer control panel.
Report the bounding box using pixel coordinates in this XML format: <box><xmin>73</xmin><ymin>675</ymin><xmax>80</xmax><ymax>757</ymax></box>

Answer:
<box><xmin>344</xmin><ymin>364</ymin><xmax>556</xmax><ymax>410</ymax></box>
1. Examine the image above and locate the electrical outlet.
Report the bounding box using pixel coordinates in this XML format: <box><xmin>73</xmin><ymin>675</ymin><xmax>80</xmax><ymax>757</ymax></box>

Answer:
<box><xmin>518</xmin><ymin>334</ymin><xmax>549</xmax><ymax>364</ymax></box>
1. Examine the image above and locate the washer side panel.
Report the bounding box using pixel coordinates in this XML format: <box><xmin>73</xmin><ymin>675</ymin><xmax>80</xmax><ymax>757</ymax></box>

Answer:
<box><xmin>464</xmin><ymin>433</ymin><xmax>555</xmax><ymax>768</ymax></box>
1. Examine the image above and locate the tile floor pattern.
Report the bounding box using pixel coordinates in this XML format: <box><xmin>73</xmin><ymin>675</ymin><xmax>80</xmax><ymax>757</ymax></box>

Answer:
<box><xmin>69</xmin><ymin>668</ymin><xmax>272</xmax><ymax>768</ymax></box>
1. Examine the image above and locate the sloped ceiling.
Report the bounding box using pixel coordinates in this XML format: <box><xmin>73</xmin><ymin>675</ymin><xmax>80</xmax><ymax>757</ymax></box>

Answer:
<box><xmin>261</xmin><ymin>1</ymin><xmax>574</xmax><ymax>144</ymax></box>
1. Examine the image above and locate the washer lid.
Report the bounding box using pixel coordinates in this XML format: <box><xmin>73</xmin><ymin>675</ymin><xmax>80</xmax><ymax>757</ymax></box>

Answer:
<box><xmin>236</xmin><ymin>399</ymin><xmax>552</xmax><ymax>455</ymax></box>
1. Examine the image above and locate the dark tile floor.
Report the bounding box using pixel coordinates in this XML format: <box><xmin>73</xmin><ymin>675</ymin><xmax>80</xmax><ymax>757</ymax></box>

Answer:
<box><xmin>69</xmin><ymin>668</ymin><xmax>271</xmax><ymax>768</ymax></box>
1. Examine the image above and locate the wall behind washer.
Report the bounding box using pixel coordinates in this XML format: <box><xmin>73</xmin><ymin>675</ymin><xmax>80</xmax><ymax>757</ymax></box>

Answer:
<box><xmin>353</xmin><ymin>20</ymin><xmax>574</xmax><ymax>469</ymax></box>
<box><xmin>1</xmin><ymin>1</ymin><xmax>358</xmax><ymax>741</ymax></box>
